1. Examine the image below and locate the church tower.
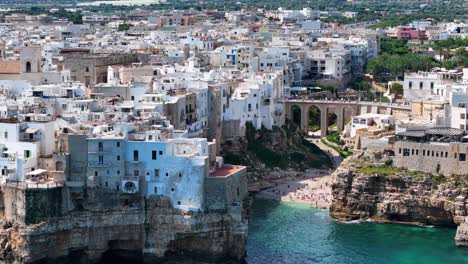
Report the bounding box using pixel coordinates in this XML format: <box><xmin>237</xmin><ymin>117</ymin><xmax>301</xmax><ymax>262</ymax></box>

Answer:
<box><xmin>20</xmin><ymin>45</ymin><xmax>42</xmax><ymax>74</ymax></box>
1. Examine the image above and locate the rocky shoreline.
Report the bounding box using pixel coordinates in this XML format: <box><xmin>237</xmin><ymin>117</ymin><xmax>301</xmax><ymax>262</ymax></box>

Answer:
<box><xmin>0</xmin><ymin>196</ymin><xmax>248</xmax><ymax>264</ymax></box>
<box><xmin>330</xmin><ymin>151</ymin><xmax>468</xmax><ymax>247</ymax></box>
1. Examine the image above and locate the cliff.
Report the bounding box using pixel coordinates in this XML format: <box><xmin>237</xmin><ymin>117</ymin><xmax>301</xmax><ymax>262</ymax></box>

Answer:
<box><xmin>330</xmin><ymin>151</ymin><xmax>468</xmax><ymax>247</ymax></box>
<box><xmin>222</xmin><ymin>123</ymin><xmax>332</xmax><ymax>191</ymax></box>
<box><xmin>0</xmin><ymin>192</ymin><xmax>247</xmax><ymax>264</ymax></box>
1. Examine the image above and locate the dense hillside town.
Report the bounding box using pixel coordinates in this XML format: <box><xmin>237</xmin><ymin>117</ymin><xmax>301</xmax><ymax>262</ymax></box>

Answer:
<box><xmin>0</xmin><ymin>2</ymin><xmax>466</xmax><ymax>263</ymax></box>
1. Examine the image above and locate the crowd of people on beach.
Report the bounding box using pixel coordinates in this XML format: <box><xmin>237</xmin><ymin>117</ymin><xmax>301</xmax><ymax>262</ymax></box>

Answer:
<box><xmin>262</xmin><ymin>175</ymin><xmax>332</xmax><ymax>209</ymax></box>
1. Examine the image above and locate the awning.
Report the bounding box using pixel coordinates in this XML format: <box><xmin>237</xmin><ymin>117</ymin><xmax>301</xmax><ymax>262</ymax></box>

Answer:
<box><xmin>25</xmin><ymin>128</ymin><xmax>39</xmax><ymax>134</ymax></box>
<box><xmin>26</xmin><ymin>169</ymin><xmax>47</xmax><ymax>176</ymax></box>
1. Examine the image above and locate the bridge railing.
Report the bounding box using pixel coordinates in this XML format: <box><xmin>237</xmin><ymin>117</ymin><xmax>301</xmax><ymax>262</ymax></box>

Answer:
<box><xmin>282</xmin><ymin>97</ymin><xmax>412</xmax><ymax>109</ymax></box>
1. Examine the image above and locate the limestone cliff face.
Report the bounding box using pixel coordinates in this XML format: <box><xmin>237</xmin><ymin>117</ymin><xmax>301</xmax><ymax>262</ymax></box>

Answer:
<box><xmin>222</xmin><ymin>123</ymin><xmax>332</xmax><ymax>191</ymax></box>
<box><xmin>0</xmin><ymin>196</ymin><xmax>247</xmax><ymax>264</ymax></box>
<box><xmin>330</xmin><ymin>151</ymin><xmax>468</xmax><ymax>248</ymax></box>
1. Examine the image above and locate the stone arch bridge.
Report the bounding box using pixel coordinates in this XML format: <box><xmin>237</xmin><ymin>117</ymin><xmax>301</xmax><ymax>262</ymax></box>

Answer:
<box><xmin>284</xmin><ymin>99</ymin><xmax>412</xmax><ymax>137</ymax></box>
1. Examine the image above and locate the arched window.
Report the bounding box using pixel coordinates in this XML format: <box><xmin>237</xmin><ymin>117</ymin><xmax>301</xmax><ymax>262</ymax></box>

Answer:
<box><xmin>25</xmin><ymin>61</ymin><xmax>31</xmax><ymax>73</ymax></box>
<box><xmin>85</xmin><ymin>66</ymin><xmax>89</xmax><ymax>72</ymax></box>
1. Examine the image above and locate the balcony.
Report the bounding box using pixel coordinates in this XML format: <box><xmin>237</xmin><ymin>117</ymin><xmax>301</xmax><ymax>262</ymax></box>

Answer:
<box><xmin>123</xmin><ymin>175</ymin><xmax>140</xmax><ymax>181</ymax></box>
<box><xmin>88</xmin><ymin>161</ymin><xmax>111</xmax><ymax>167</ymax></box>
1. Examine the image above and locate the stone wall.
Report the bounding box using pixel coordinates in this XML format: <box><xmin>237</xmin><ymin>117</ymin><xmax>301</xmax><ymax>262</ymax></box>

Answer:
<box><xmin>204</xmin><ymin>168</ymin><xmax>248</xmax><ymax>211</ymax></box>
<box><xmin>394</xmin><ymin>141</ymin><xmax>468</xmax><ymax>176</ymax></box>
<box><xmin>3</xmin><ymin>185</ymin><xmax>66</xmax><ymax>225</ymax></box>
<box><xmin>222</xmin><ymin>120</ymin><xmax>245</xmax><ymax>140</ymax></box>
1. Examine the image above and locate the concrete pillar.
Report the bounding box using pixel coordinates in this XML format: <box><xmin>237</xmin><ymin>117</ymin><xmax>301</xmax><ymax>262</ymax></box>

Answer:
<box><xmin>337</xmin><ymin>106</ymin><xmax>345</xmax><ymax>132</ymax></box>
<box><xmin>320</xmin><ymin>107</ymin><xmax>328</xmax><ymax>137</ymax></box>
<box><xmin>301</xmin><ymin>105</ymin><xmax>308</xmax><ymax>132</ymax></box>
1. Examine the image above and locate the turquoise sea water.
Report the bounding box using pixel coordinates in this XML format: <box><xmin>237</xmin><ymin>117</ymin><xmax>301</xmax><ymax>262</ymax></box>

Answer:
<box><xmin>246</xmin><ymin>198</ymin><xmax>468</xmax><ymax>264</ymax></box>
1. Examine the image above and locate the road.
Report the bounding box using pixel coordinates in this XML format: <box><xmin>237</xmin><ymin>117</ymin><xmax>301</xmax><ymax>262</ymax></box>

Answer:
<box><xmin>307</xmin><ymin>131</ymin><xmax>343</xmax><ymax>169</ymax></box>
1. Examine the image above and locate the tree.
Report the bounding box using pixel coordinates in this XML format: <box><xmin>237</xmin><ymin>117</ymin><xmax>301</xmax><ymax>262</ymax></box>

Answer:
<box><xmin>390</xmin><ymin>83</ymin><xmax>403</xmax><ymax>96</ymax></box>
<box><xmin>380</xmin><ymin>38</ymin><xmax>409</xmax><ymax>55</ymax></box>
<box><xmin>118</xmin><ymin>24</ymin><xmax>131</xmax><ymax>31</ymax></box>
<box><xmin>367</xmin><ymin>53</ymin><xmax>438</xmax><ymax>81</ymax></box>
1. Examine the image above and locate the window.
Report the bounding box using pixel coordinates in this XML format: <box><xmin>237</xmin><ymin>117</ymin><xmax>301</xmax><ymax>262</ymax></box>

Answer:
<box><xmin>159</xmin><ymin>151</ymin><xmax>163</xmax><ymax>155</ymax></box>
<box><xmin>4</xmin><ymin>132</ymin><xmax>7</xmax><ymax>139</ymax></box>
<box><xmin>154</xmin><ymin>169</ymin><xmax>159</xmax><ymax>177</ymax></box>
<box><xmin>461</xmin><ymin>125</ymin><xmax>465</xmax><ymax>130</ymax></box>
<box><xmin>461</xmin><ymin>113</ymin><xmax>466</xmax><ymax>120</ymax></box>
<box><xmin>98</xmin><ymin>142</ymin><xmax>103</xmax><ymax>151</ymax></box>
<box><xmin>177</xmin><ymin>201</ymin><xmax>181</xmax><ymax>205</ymax></box>
<box><xmin>152</xmin><ymin>150</ymin><xmax>157</xmax><ymax>160</ymax></box>
<box><xmin>94</xmin><ymin>171</ymin><xmax>98</xmax><ymax>177</ymax></box>
<box><xmin>460</xmin><ymin>153</ymin><xmax>466</xmax><ymax>161</ymax></box>
<box><xmin>171</xmin><ymin>188</ymin><xmax>174</xmax><ymax>192</ymax></box>
<box><xmin>403</xmin><ymin>148</ymin><xmax>410</xmax><ymax>156</ymax></box>
<box><xmin>105</xmin><ymin>182</ymin><xmax>108</xmax><ymax>187</ymax></box>
<box><xmin>117</xmin><ymin>170</ymin><xmax>120</xmax><ymax>175</ymax></box>
<box><xmin>85</xmin><ymin>66</ymin><xmax>89</xmax><ymax>72</ymax></box>
<box><xmin>409</xmin><ymin>81</ymin><xmax>412</xmax><ymax>89</ymax></box>
<box><xmin>117</xmin><ymin>142</ymin><xmax>120</xmax><ymax>147</ymax></box>
<box><xmin>422</xmin><ymin>150</ymin><xmax>425</xmax><ymax>156</ymax></box>
<box><xmin>133</xmin><ymin>150</ymin><xmax>139</xmax><ymax>161</ymax></box>
<box><xmin>134</xmin><ymin>170</ymin><xmax>140</xmax><ymax>176</ymax></box>
<box><xmin>419</xmin><ymin>82</ymin><xmax>423</xmax><ymax>89</ymax></box>
<box><xmin>154</xmin><ymin>187</ymin><xmax>158</xmax><ymax>194</ymax></box>
<box><xmin>117</xmin><ymin>155</ymin><xmax>120</xmax><ymax>161</ymax></box>
<box><xmin>98</xmin><ymin>155</ymin><xmax>104</xmax><ymax>165</ymax></box>
<box><xmin>430</xmin><ymin>82</ymin><xmax>434</xmax><ymax>89</ymax></box>
<box><xmin>24</xmin><ymin>150</ymin><xmax>31</xmax><ymax>158</ymax></box>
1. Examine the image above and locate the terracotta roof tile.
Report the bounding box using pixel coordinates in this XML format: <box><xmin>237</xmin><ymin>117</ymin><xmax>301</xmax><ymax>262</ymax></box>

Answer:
<box><xmin>0</xmin><ymin>60</ymin><xmax>20</xmax><ymax>74</ymax></box>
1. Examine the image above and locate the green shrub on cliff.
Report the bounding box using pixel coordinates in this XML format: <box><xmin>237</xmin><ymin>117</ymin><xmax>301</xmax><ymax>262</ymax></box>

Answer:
<box><xmin>358</xmin><ymin>165</ymin><xmax>399</xmax><ymax>176</ymax></box>
<box><xmin>326</xmin><ymin>131</ymin><xmax>345</xmax><ymax>146</ymax></box>
<box><xmin>222</xmin><ymin>122</ymin><xmax>332</xmax><ymax>175</ymax></box>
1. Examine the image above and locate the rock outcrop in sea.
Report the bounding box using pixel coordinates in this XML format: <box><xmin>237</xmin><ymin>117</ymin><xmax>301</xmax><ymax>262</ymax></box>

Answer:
<box><xmin>330</xmin><ymin>151</ymin><xmax>468</xmax><ymax>247</ymax></box>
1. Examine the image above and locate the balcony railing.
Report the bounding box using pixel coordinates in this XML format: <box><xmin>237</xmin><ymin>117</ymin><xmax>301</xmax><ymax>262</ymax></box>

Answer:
<box><xmin>88</xmin><ymin>161</ymin><xmax>111</xmax><ymax>167</ymax></box>
<box><xmin>123</xmin><ymin>175</ymin><xmax>140</xmax><ymax>181</ymax></box>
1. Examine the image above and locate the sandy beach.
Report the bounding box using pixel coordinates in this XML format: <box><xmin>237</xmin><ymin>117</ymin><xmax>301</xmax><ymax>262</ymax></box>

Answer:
<box><xmin>256</xmin><ymin>169</ymin><xmax>334</xmax><ymax>209</ymax></box>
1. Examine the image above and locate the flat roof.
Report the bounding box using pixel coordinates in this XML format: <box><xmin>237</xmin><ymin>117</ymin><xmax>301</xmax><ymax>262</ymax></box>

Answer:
<box><xmin>209</xmin><ymin>165</ymin><xmax>245</xmax><ymax>178</ymax></box>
